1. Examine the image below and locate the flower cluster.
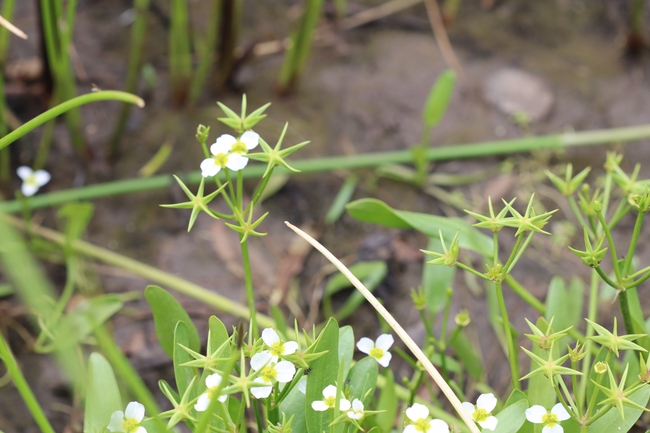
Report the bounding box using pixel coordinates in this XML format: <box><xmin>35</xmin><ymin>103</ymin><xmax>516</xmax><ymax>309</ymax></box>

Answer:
<box><xmin>108</xmin><ymin>402</ymin><xmax>147</xmax><ymax>433</ymax></box>
<box><xmin>311</xmin><ymin>385</ymin><xmax>368</xmax><ymax>424</ymax></box>
<box><xmin>357</xmin><ymin>333</ymin><xmax>394</xmax><ymax>367</ymax></box>
<box><xmin>200</xmin><ymin>131</ymin><xmax>259</xmax><ymax>177</ymax></box>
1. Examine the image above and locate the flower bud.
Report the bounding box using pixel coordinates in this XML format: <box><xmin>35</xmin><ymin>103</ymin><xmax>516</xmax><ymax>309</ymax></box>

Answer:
<box><xmin>594</xmin><ymin>361</ymin><xmax>608</xmax><ymax>375</ymax></box>
<box><xmin>592</xmin><ymin>200</ymin><xmax>603</xmax><ymax>213</ymax></box>
<box><xmin>455</xmin><ymin>310</ymin><xmax>471</xmax><ymax>327</ymax></box>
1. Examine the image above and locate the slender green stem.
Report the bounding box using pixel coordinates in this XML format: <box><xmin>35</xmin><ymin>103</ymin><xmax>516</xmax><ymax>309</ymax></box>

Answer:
<box><xmin>0</xmin><ymin>332</ymin><xmax>56</xmax><ymax>433</ymax></box>
<box><xmin>578</xmin><ymin>270</ymin><xmax>599</xmax><ymax>410</ymax></box>
<box><xmin>0</xmin><ymin>91</ymin><xmax>144</xmax><ymax>151</ymax></box>
<box><xmin>495</xmin><ymin>281</ymin><xmax>519</xmax><ymax>389</ymax></box>
<box><xmin>505</xmin><ymin>232</ymin><xmax>534</xmax><ymax>274</ymax></box>
<box><xmin>33</xmin><ymin>120</ymin><xmax>56</xmax><ymax>170</ymax></box>
<box><xmin>571</xmin><ymin>361</ymin><xmax>582</xmax><ymax>418</ymax></box>
<box><xmin>456</xmin><ymin>262</ymin><xmax>489</xmax><ymax>280</ymax></box>
<box><xmin>627</xmin><ymin>270</ymin><xmax>650</xmax><ymax>289</ymax></box>
<box><xmin>585</xmin><ymin>352</ymin><xmax>610</xmax><ymax>418</ymax></box>
<box><xmin>492</xmin><ymin>232</ymin><xmax>499</xmax><ymax>264</ymax></box>
<box><xmin>584</xmin><ymin>404</ymin><xmax>613</xmax><ymax>426</ymax></box>
<box><xmin>169</xmin><ymin>0</ymin><xmax>192</xmax><ymax>105</ymax></box>
<box><xmin>553</xmin><ymin>378</ymin><xmax>573</xmax><ymax>420</ymax></box>
<box><xmin>595</xmin><ymin>210</ymin><xmax>622</xmax><ymax>285</ymax></box>
<box><xmin>189</xmin><ymin>0</ymin><xmax>221</xmax><ymax>104</ymax></box>
<box><xmin>607</xmin><ymin>203</ymin><xmax>632</xmax><ymax>231</ymax></box>
<box><xmin>623</xmin><ymin>210</ymin><xmax>644</xmax><ymax>277</ymax></box>
<box><xmin>239</xmin><ymin>238</ymin><xmax>259</xmax><ymax>339</ymax></box>
<box><xmin>594</xmin><ymin>266</ymin><xmax>618</xmax><ymax>290</ymax></box>
<box><xmin>502</xmin><ymin>234</ymin><xmax>524</xmax><ymax>274</ymax></box>
<box><xmin>568</xmin><ymin>196</ymin><xmax>587</xmax><ymax>232</ymax></box>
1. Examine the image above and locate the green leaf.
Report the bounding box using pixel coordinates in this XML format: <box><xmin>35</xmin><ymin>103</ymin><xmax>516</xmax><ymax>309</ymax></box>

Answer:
<box><xmin>525</xmin><ymin>317</ymin><xmax>558</xmax><ymax>408</ymax></box>
<box><xmin>504</xmin><ymin>389</ymin><xmax>528</xmax><ymax>407</ymax></box>
<box><xmin>145</xmin><ymin>285</ymin><xmax>200</xmax><ymax>358</ymax></box>
<box><xmin>588</xmin><ymin>385</ymin><xmax>650</xmax><ymax>432</ymax></box>
<box><xmin>347</xmin><ymin>357</ymin><xmax>378</xmax><ymax>406</ymax></box>
<box><xmin>306</xmin><ymin>318</ymin><xmax>339</xmax><ymax>433</ymax></box>
<box><xmin>0</xmin><ymin>284</ymin><xmax>14</xmax><ymax>297</ymax></box>
<box><xmin>325</xmin><ymin>175</ymin><xmax>358</xmax><ymax>224</ymax></box>
<box><xmin>208</xmin><ymin>316</ymin><xmax>230</xmax><ymax>358</ymax></box>
<box><xmin>374</xmin><ymin>369</ymin><xmax>397</xmax><ymax>433</ymax></box>
<box><xmin>84</xmin><ymin>352</ymin><xmax>122</xmax><ymax>433</ymax></box>
<box><xmin>271</xmin><ymin>305</ymin><xmax>289</xmax><ymax>339</ymax></box>
<box><xmin>422</xmin><ymin>237</ymin><xmax>455</xmax><ymax>313</ymax></box>
<box><xmin>346</xmin><ymin>198</ymin><xmax>493</xmax><ymax>256</ymax></box>
<box><xmin>422</xmin><ymin>69</ymin><xmax>456</xmax><ymax>128</ymax></box>
<box><xmin>489</xmin><ymin>400</ymin><xmax>527</xmax><ymax>433</ymax></box>
<box><xmin>450</xmin><ymin>331</ymin><xmax>484</xmax><ymax>380</ymax></box>
<box><xmin>173</xmin><ymin>321</ymin><xmax>194</xmax><ymax>396</ymax></box>
<box><xmin>51</xmin><ymin>294</ymin><xmax>123</xmax><ymax>350</ymax></box>
<box><xmin>338</xmin><ymin>326</ymin><xmax>355</xmax><ymax>381</ymax></box>
<box><xmin>57</xmin><ymin>202</ymin><xmax>94</xmax><ymax>243</ymax></box>
<box><xmin>280</xmin><ymin>379</ymin><xmax>307</xmax><ymax>433</ymax></box>
<box><xmin>545</xmin><ymin>277</ymin><xmax>583</xmax><ymax>348</ymax></box>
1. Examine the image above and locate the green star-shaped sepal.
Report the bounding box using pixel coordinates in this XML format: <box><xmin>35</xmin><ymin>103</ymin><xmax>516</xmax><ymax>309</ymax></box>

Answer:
<box><xmin>545</xmin><ymin>163</ymin><xmax>591</xmax><ymax>196</ymax></box>
<box><xmin>160</xmin><ymin>176</ymin><xmax>229</xmax><ymax>232</ymax></box>
<box><xmin>225</xmin><ymin>206</ymin><xmax>270</xmax><ymax>243</ymax></box>
<box><xmin>159</xmin><ymin>376</ymin><xmax>199</xmax><ymax>429</ymax></box>
<box><xmin>520</xmin><ymin>343</ymin><xmax>582</xmax><ymax>386</ymax></box>
<box><xmin>592</xmin><ymin>363</ymin><xmax>650</xmax><ymax>420</ymax></box>
<box><xmin>524</xmin><ymin>317</ymin><xmax>572</xmax><ymax>350</ymax></box>
<box><xmin>465</xmin><ymin>197</ymin><xmax>515</xmax><ymax>233</ymax></box>
<box><xmin>568</xmin><ymin>226</ymin><xmax>608</xmax><ymax>268</ymax></box>
<box><xmin>421</xmin><ymin>229</ymin><xmax>460</xmax><ymax>267</ymax></box>
<box><xmin>585</xmin><ymin>317</ymin><xmax>647</xmax><ymax>357</ymax></box>
<box><xmin>247</xmin><ymin>123</ymin><xmax>309</xmax><ymax>178</ymax></box>
<box><xmin>500</xmin><ymin>194</ymin><xmax>557</xmax><ymax>236</ymax></box>
<box><xmin>217</xmin><ymin>94</ymin><xmax>271</xmax><ymax>133</ymax></box>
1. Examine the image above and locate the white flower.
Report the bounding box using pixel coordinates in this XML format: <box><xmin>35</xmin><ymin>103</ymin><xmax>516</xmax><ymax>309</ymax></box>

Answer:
<box><xmin>17</xmin><ymin>166</ymin><xmax>50</xmax><ymax>197</ymax></box>
<box><xmin>200</xmin><ymin>131</ymin><xmax>259</xmax><ymax>177</ymax></box>
<box><xmin>194</xmin><ymin>373</ymin><xmax>228</xmax><ymax>412</ymax></box>
<box><xmin>403</xmin><ymin>403</ymin><xmax>449</xmax><ymax>433</ymax></box>
<box><xmin>347</xmin><ymin>398</ymin><xmax>365</xmax><ymax>420</ymax></box>
<box><xmin>356</xmin><ymin>334</ymin><xmax>394</xmax><ymax>367</ymax></box>
<box><xmin>461</xmin><ymin>393</ymin><xmax>498</xmax><ymax>431</ymax></box>
<box><xmin>261</xmin><ymin>328</ymin><xmax>299</xmax><ymax>362</ymax></box>
<box><xmin>250</xmin><ymin>351</ymin><xmax>296</xmax><ymax>399</ymax></box>
<box><xmin>108</xmin><ymin>401</ymin><xmax>146</xmax><ymax>433</ymax></box>
<box><xmin>525</xmin><ymin>403</ymin><xmax>571</xmax><ymax>433</ymax></box>
<box><xmin>311</xmin><ymin>384</ymin><xmax>351</xmax><ymax>411</ymax></box>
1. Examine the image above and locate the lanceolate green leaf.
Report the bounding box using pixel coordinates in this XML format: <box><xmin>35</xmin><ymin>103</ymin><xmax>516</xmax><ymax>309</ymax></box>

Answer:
<box><xmin>173</xmin><ymin>321</ymin><xmax>194</xmax><ymax>396</ymax></box>
<box><xmin>84</xmin><ymin>352</ymin><xmax>122</xmax><ymax>433</ymax></box>
<box><xmin>374</xmin><ymin>369</ymin><xmax>397</xmax><ymax>433</ymax></box>
<box><xmin>338</xmin><ymin>326</ymin><xmax>355</xmax><ymax>381</ymax></box>
<box><xmin>347</xmin><ymin>357</ymin><xmax>378</xmax><ymax>406</ymax></box>
<box><xmin>422</xmin><ymin>69</ymin><xmax>456</xmax><ymax>129</ymax></box>
<box><xmin>208</xmin><ymin>316</ymin><xmax>230</xmax><ymax>358</ymax></box>
<box><xmin>450</xmin><ymin>331</ymin><xmax>484</xmax><ymax>380</ymax></box>
<box><xmin>346</xmin><ymin>198</ymin><xmax>493</xmax><ymax>256</ymax></box>
<box><xmin>306</xmin><ymin>318</ymin><xmax>339</xmax><ymax>433</ymax></box>
<box><xmin>145</xmin><ymin>285</ymin><xmax>200</xmax><ymax>358</ymax></box>
<box><xmin>489</xmin><ymin>400</ymin><xmax>527</xmax><ymax>433</ymax></box>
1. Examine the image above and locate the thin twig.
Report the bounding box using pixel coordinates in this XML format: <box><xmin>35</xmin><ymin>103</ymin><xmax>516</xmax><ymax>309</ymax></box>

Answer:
<box><xmin>284</xmin><ymin>221</ymin><xmax>480</xmax><ymax>433</ymax></box>
<box><xmin>422</xmin><ymin>0</ymin><xmax>464</xmax><ymax>79</ymax></box>
<box><xmin>0</xmin><ymin>14</ymin><xmax>27</xmax><ymax>39</ymax></box>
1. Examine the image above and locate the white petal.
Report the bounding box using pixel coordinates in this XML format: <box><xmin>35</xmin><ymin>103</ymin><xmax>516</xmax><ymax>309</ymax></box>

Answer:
<box><xmin>356</xmin><ymin>337</ymin><xmax>374</xmax><ymax>355</ymax></box>
<box><xmin>251</xmin><ymin>383</ymin><xmax>272</xmax><ymax>399</ymax></box>
<box><xmin>205</xmin><ymin>373</ymin><xmax>222</xmax><ymax>389</ymax></box>
<box><xmin>297</xmin><ymin>377</ymin><xmax>307</xmax><ymax>394</ymax></box>
<box><xmin>33</xmin><ymin>170</ymin><xmax>51</xmax><ymax>187</ymax></box>
<box><xmin>429</xmin><ymin>419</ymin><xmax>450</xmax><ymax>433</ymax></box>
<box><xmin>194</xmin><ymin>393</ymin><xmax>211</xmax><ymax>412</ymax></box>
<box><xmin>322</xmin><ymin>385</ymin><xmax>338</xmax><ymax>398</ymax></box>
<box><xmin>21</xmin><ymin>183</ymin><xmax>39</xmax><ymax>197</ymax></box>
<box><xmin>262</xmin><ymin>328</ymin><xmax>280</xmax><ymax>346</ymax></box>
<box><xmin>16</xmin><ymin>166</ymin><xmax>33</xmax><ymax>180</ymax></box>
<box><xmin>212</xmin><ymin>134</ymin><xmax>237</xmax><ymax>154</ymax></box>
<box><xmin>375</xmin><ymin>334</ymin><xmax>394</xmax><ymax>350</ymax></box>
<box><xmin>347</xmin><ymin>410</ymin><xmax>363</xmax><ymax>420</ymax></box>
<box><xmin>283</xmin><ymin>341</ymin><xmax>299</xmax><ymax>355</ymax></box>
<box><xmin>275</xmin><ymin>361</ymin><xmax>296</xmax><ymax>383</ymax></box>
<box><xmin>352</xmin><ymin>399</ymin><xmax>364</xmax><ymax>411</ymax></box>
<box><xmin>479</xmin><ymin>415</ymin><xmax>498</xmax><ymax>431</ymax></box>
<box><xmin>200</xmin><ymin>158</ymin><xmax>221</xmax><ymax>177</ymax></box>
<box><xmin>241</xmin><ymin>131</ymin><xmax>259</xmax><ymax>150</ymax></box>
<box><xmin>251</xmin><ymin>351</ymin><xmax>273</xmax><ymax>371</ymax></box>
<box><xmin>225</xmin><ymin>153</ymin><xmax>248</xmax><ymax>171</ymax></box>
<box><xmin>461</xmin><ymin>402</ymin><xmax>475</xmax><ymax>416</ymax></box>
<box><xmin>218</xmin><ymin>393</ymin><xmax>227</xmax><ymax>403</ymax></box>
<box><xmin>312</xmin><ymin>400</ymin><xmax>329</xmax><ymax>411</ymax></box>
<box><xmin>339</xmin><ymin>398</ymin><xmax>351</xmax><ymax>411</ymax></box>
<box><xmin>377</xmin><ymin>351</ymin><xmax>392</xmax><ymax>367</ymax></box>
<box><xmin>125</xmin><ymin>402</ymin><xmax>145</xmax><ymax>422</ymax></box>
<box><xmin>403</xmin><ymin>425</ymin><xmax>418</xmax><ymax>433</ymax></box>
<box><xmin>476</xmin><ymin>393</ymin><xmax>497</xmax><ymax>412</ymax></box>
<box><xmin>551</xmin><ymin>403</ymin><xmax>571</xmax><ymax>421</ymax></box>
<box><xmin>406</xmin><ymin>403</ymin><xmax>430</xmax><ymax>421</ymax></box>
<box><xmin>134</xmin><ymin>427</ymin><xmax>147</xmax><ymax>433</ymax></box>
<box><xmin>525</xmin><ymin>405</ymin><xmax>546</xmax><ymax>423</ymax></box>
<box><xmin>107</xmin><ymin>411</ymin><xmax>125</xmax><ymax>432</ymax></box>
<box><xmin>543</xmin><ymin>425</ymin><xmax>564</xmax><ymax>433</ymax></box>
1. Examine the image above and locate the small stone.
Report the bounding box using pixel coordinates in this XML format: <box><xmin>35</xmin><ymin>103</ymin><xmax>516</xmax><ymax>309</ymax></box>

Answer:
<box><xmin>484</xmin><ymin>68</ymin><xmax>554</xmax><ymax>121</ymax></box>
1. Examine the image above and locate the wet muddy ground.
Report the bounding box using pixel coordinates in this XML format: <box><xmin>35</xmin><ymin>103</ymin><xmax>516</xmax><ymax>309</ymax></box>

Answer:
<box><xmin>2</xmin><ymin>1</ymin><xmax>650</xmax><ymax>431</ymax></box>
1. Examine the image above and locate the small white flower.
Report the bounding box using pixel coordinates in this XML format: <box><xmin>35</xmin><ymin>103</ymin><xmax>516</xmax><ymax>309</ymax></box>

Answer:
<box><xmin>403</xmin><ymin>403</ymin><xmax>449</xmax><ymax>433</ymax></box>
<box><xmin>525</xmin><ymin>403</ymin><xmax>571</xmax><ymax>433</ymax></box>
<box><xmin>261</xmin><ymin>328</ymin><xmax>299</xmax><ymax>362</ymax></box>
<box><xmin>17</xmin><ymin>166</ymin><xmax>50</xmax><ymax>197</ymax></box>
<box><xmin>200</xmin><ymin>132</ymin><xmax>259</xmax><ymax>177</ymax></box>
<box><xmin>108</xmin><ymin>401</ymin><xmax>146</xmax><ymax>433</ymax></box>
<box><xmin>347</xmin><ymin>398</ymin><xmax>365</xmax><ymax>420</ymax></box>
<box><xmin>250</xmin><ymin>351</ymin><xmax>296</xmax><ymax>399</ymax></box>
<box><xmin>194</xmin><ymin>373</ymin><xmax>227</xmax><ymax>412</ymax></box>
<box><xmin>356</xmin><ymin>334</ymin><xmax>394</xmax><ymax>367</ymax></box>
<box><xmin>311</xmin><ymin>384</ymin><xmax>351</xmax><ymax>411</ymax></box>
<box><xmin>462</xmin><ymin>393</ymin><xmax>498</xmax><ymax>431</ymax></box>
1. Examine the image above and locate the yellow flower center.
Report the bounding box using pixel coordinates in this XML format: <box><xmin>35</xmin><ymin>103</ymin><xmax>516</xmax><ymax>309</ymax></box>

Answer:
<box><xmin>542</xmin><ymin>413</ymin><xmax>558</xmax><ymax>427</ymax></box>
<box><xmin>414</xmin><ymin>418</ymin><xmax>431</xmax><ymax>433</ymax></box>
<box><xmin>369</xmin><ymin>347</ymin><xmax>384</xmax><ymax>360</ymax></box>
<box><xmin>270</xmin><ymin>341</ymin><xmax>284</xmax><ymax>357</ymax></box>
<box><xmin>123</xmin><ymin>418</ymin><xmax>140</xmax><ymax>433</ymax></box>
<box><xmin>473</xmin><ymin>408</ymin><xmax>490</xmax><ymax>423</ymax></box>
<box><xmin>324</xmin><ymin>396</ymin><xmax>336</xmax><ymax>408</ymax></box>
<box><xmin>260</xmin><ymin>365</ymin><xmax>277</xmax><ymax>381</ymax></box>
<box><xmin>26</xmin><ymin>175</ymin><xmax>38</xmax><ymax>186</ymax></box>
<box><xmin>215</xmin><ymin>153</ymin><xmax>228</xmax><ymax>167</ymax></box>
<box><xmin>232</xmin><ymin>141</ymin><xmax>247</xmax><ymax>154</ymax></box>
